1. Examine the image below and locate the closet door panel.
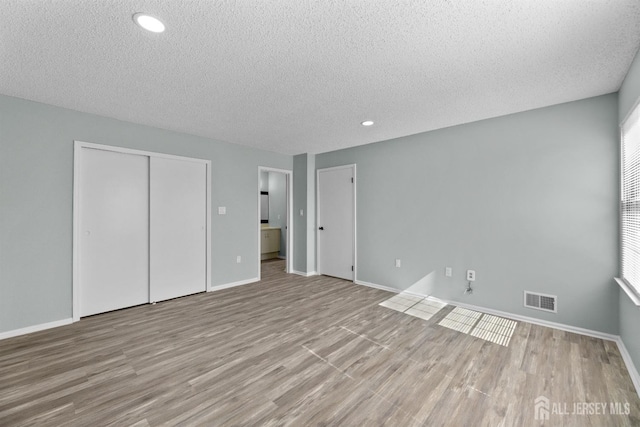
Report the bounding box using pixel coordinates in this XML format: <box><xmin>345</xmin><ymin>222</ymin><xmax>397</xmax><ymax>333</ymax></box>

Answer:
<box><xmin>79</xmin><ymin>148</ymin><xmax>149</xmax><ymax>317</ymax></box>
<box><xmin>150</xmin><ymin>157</ymin><xmax>207</xmax><ymax>302</ymax></box>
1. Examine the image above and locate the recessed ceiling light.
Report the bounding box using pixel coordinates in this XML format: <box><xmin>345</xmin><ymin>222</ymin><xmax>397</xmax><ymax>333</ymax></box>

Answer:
<box><xmin>361</xmin><ymin>120</ymin><xmax>374</xmax><ymax>126</ymax></box>
<box><xmin>133</xmin><ymin>13</ymin><xmax>165</xmax><ymax>33</ymax></box>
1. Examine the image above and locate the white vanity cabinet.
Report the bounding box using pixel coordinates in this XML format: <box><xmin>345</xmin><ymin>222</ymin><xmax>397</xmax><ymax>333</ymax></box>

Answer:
<box><xmin>261</xmin><ymin>227</ymin><xmax>281</xmax><ymax>260</ymax></box>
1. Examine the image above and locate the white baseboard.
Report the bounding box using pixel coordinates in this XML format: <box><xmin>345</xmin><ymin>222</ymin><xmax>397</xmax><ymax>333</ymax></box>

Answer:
<box><xmin>355</xmin><ymin>278</ymin><xmax>640</xmax><ymax>396</ymax></box>
<box><xmin>354</xmin><ymin>279</ymin><xmax>401</xmax><ymax>294</ymax></box>
<box><xmin>356</xmin><ymin>279</ymin><xmax>618</xmax><ymax>341</ymax></box>
<box><xmin>615</xmin><ymin>337</ymin><xmax>640</xmax><ymax>397</ymax></box>
<box><xmin>447</xmin><ymin>303</ymin><xmax>640</xmax><ymax>397</ymax></box>
<box><xmin>0</xmin><ymin>318</ymin><xmax>73</xmax><ymax>341</ymax></box>
<box><xmin>209</xmin><ymin>277</ymin><xmax>259</xmax><ymax>292</ymax></box>
<box><xmin>442</xmin><ymin>298</ymin><xmax>619</xmax><ymax>342</ymax></box>
<box><xmin>2</xmin><ymin>278</ymin><xmax>639</xmax><ymax>398</ymax></box>
<box><xmin>354</xmin><ymin>280</ymin><xmax>443</xmax><ymax>302</ymax></box>
<box><xmin>291</xmin><ymin>270</ymin><xmax>318</xmax><ymax>277</ymax></box>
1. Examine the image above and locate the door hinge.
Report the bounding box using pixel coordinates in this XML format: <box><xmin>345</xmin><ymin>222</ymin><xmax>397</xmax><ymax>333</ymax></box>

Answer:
<box><xmin>351</xmin><ymin>177</ymin><xmax>354</xmax><ymax>183</ymax></box>
<box><xmin>351</xmin><ymin>265</ymin><xmax>354</xmax><ymax>271</ymax></box>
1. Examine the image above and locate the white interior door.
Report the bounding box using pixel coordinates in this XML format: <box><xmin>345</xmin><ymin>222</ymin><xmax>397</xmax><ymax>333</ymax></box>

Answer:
<box><xmin>150</xmin><ymin>157</ymin><xmax>207</xmax><ymax>302</ymax></box>
<box><xmin>317</xmin><ymin>165</ymin><xmax>355</xmax><ymax>280</ymax></box>
<box><xmin>79</xmin><ymin>148</ymin><xmax>149</xmax><ymax>317</ymax></box>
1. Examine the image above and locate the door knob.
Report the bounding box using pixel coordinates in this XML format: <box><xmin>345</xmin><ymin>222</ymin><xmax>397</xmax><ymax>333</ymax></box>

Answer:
<box><xmin>319</xmin><ymin>227</ymin><xmax>324</xmax><ymax>230</ymax></box>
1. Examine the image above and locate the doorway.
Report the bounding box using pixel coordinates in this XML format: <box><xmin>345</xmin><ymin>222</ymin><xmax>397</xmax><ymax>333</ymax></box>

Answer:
<box><xmin>258</xmin><ymin>167</ymin><xmax>293</xmax><ymax>278</ymax></box>
<box><xmin>317</xmin><ymin>164</ymin><xmax>356</xmax><ymax>281</ymax></box>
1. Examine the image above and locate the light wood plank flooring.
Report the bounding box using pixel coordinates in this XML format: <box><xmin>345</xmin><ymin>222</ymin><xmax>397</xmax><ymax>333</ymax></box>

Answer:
<box><xmin>1</xmin><ymin>259</ymin><xmax>639</xmax><ymax>426</ymax></box>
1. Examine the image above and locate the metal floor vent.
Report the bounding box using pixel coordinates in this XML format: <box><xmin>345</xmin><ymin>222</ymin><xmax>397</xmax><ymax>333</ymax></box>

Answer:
<box><xmin>524</xmin><ymin>291</ymin><xmax>557</xmax><ymax>313</ymax></box>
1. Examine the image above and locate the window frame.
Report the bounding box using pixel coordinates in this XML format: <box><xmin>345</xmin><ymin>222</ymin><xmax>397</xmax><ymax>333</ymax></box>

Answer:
<box><xmin>619</xmin><ymin>96</ymin><xmax>640</xmax><ymax>305</ymax></box>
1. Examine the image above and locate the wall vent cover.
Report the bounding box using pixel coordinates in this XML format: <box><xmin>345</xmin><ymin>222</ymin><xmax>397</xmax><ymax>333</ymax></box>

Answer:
<box><xmin>523</xmin><ymin>291</ymin><xmax>557</xmax><ymax>313</ymax></box>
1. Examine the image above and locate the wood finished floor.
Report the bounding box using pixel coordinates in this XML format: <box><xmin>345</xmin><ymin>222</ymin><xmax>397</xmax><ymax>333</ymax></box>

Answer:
<box><xmin>1</xmin><ymin>259</ymin><xmax>639</xmax><ymax>426</ymax></box>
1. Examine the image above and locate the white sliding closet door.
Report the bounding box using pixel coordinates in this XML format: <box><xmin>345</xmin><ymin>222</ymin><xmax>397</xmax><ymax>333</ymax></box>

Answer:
<box><xmin>79</xmin><ymin>149</ymin><xmax>150</xmax><ymax>317</ymax></box>
<box><xmin>150</xmin><ymin>157</ymin><xmax>207</xmax><ymax>302</ymax></box>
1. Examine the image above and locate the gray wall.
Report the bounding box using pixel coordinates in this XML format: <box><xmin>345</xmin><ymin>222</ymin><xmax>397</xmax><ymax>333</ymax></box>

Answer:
<box><xmin>268</xmin><ymin>172</ymin><xmax>287</xmax><ymax>257</ymax></box>
<box><xmin>293</xmin><ymin>154</ymin><xmax>308</xmax><ymax>272</ymax></box>
<box><xmin>619</xmin><ymin>47</ymin><xmax>640</xmax><ymax>373</ymax></box>
<box><xmin>305</xmin><ymin>155</ymin><xmax>316</xmax><ymax>273</ymax></box>
<box><xmin>0</xmin><ymin>94</ymin><xmax>291</xmax><ymax>333</ymax></box>
<box><xmin>292</xmin><ymin>153</ymin><xmax>316</xmax><ymax>273</ymax></box>
<box><xmin>1</xmin><ymin>72</ymin><xmax>632</xmax><ymax>340</ymax></box>
<box><xmin>317</xmin><ymin>94</ymin><xmax>619</xmax><ymax>333</ymax></box>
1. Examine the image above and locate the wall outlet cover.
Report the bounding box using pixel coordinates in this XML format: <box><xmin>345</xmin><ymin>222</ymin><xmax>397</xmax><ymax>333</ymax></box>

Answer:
<box><xmin>466</xmin><ymin>270</ymin><xmax>476</xmax><ymax>281</ymax></box>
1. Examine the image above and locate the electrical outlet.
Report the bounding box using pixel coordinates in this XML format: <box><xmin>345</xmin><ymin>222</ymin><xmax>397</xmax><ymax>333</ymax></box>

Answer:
<box><xmin>218</xmin><ymin>206</ymin><xmax>226</xmax><ymax>215</ymax></box>
<box><xmin>395</xmin><ymin>259</ymin><xmax>401</xmax><ymax>268</ymax></box>
<box><xmin>236</xmin><ymin>255</ymin><xmax>241</xmax><ymax>264</ymax></box>
<box><xmin>445</xmin><ymin>267</ymin><xmax>452</xmax><ymax>277</ymax></box>
<box><xmin>466</xmin><ymin>270</ymin><xmax>476</xmax><ymax>281</ymax></box>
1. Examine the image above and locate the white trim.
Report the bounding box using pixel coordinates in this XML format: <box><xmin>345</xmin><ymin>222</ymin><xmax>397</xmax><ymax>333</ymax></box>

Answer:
<box><xmin>73</xmin><ymin>141</ymin><xmax>213</xmax><ymax>319</ymax></box>
<box><xmin>619</xmin><ymin>100</ymin><xmax>640</xmax><ymax>304</ymax></box>
<box><xmin>208</xmin><ymin>277</ymin><xmax>259</xmax><ymax>292</ymax></box>
<box><xmin>0</xmin><ymin>318</ymin><xmax>73</xmax><ymax>341</ymax></box>
<box><xmin>316</xmin><ymin>164</ymin><xmax>357</xmax><ymax>281</ymax></box>
<box><xmin>316</xmin><ymin>164</ymin><xmax>357</xmax><ymax>173</ymax></box>
<box><xmin>355</xmin><ymin>279</ymin><xmax>617</xmax><ymax>341</ymax></box>
<box><xmin>206</xmin><ymin>162</ymin><xmax>213</xmax><ymax>292</ymax></box>
<box><xmin>620</xmin><ymin>92</ymin><xmax>640</xmax><ymax>127</ymax></box>
<box><xmin>291</xmin><ymin>270</ymin><xmax>318</xmax><ymax>277</ymax></box>
<box><xmin>72</xmin><ymin>144</ymin><xmax>82</xmax><ymax>322</ymax></box>
<box><xmin>356</xmin><ymin>278</ymin><xmax>640</xmax><ymax>399</ymax></box>
<box><xmin>258</xmin><ymin>167</ymin><xmax>293</xmax><ymax>280</ymax></box>
<box><xmin>353</xmin><ymin>165</ymin><xmax>358</xmax><ymax>281</ymax></box>
<box><xmin>355</xmin><ymin>279</ymin><xmax>447</xmax><ymax>302</ymax></box>
<box><xmin>616</xmin><ymin>277</ymin><xmax>640</xmax><ymax>306</ymax></box>
<box><xmin>73</xmin><ymin>141</ymin><xmax>209</xmax><ymax>163</ymax></box>
<box><xmin>3</xmin><ymin>283</ymin><xmax>639</xmax><ymax>400</ymax></box>
<box><xmin>443</xmin><ymin>299</ymin><xmax>618</xmax><ymax>342</ymax></box>
<box><xmin>615</xmin><ymin>337</ymin><xmax>640</xmax><ymax>397</ymax></box>
<box><xmin>355</xmin><ymin>279</ymin><xmax>400</xmax><ymax>294</ymax></box>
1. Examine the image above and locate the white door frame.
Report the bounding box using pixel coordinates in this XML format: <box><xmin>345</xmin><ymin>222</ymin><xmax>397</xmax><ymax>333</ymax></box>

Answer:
<box><xmin>316</xmin><ymin>164</ymin><xmax>357</xmax><ymax>281</ymax></box>
<box><xmin>257</xmin><ymin>166</ymin><xmax>293</xmax><ymax>278</ymax></box>
<box><xmin>73</xmin><ymin>141</ymin><xmax>212</xmax><ymax>322</ymax></box>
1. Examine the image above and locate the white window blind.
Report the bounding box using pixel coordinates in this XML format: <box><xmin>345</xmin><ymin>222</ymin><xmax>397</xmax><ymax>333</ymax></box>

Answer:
<box><xmin>621</xmin><ymin>102</ymin><xmax>640</xmax><ymax>293</ymax></box>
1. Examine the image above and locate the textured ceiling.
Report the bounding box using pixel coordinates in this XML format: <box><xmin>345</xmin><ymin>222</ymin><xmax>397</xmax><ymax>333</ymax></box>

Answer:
<box><xmin>2</xmin><ymin>1</ymin><xmax>640</xmax><ymax>155</ymax></box>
